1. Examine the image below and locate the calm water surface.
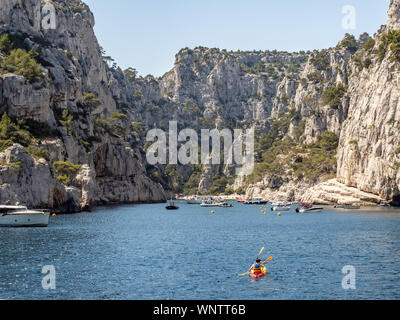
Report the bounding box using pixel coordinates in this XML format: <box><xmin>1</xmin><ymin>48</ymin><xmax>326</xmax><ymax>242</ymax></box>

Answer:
<box><xmin>0</xmin><ymin>202</ymin><xmax>399</xmax><ymax>300</ymax></box>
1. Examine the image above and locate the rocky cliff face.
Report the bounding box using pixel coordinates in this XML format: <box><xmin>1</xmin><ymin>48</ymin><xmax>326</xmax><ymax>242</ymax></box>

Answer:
<box><xmin>388</xmin><ymin>0</ymin><xmax>400</xmax><ymax>30</ymax></box>
<box><xmin>118</xmin><ymin>43</ymin><xmax>356</xmax><ymax>195</ymax></box>
<box><xmin>0</xmin><ymin>0</ymin><xmax>165</xmax><ymax>212</ymax></box>
<box><xmin>336</xmin><ymin>0</ymin><xmax>400</xmax><ymax>205</ymax></box>
<box><xmin>1</xmin><ymin>0</ymin><xmax>399</xmax><ymax>209</ymax></box>
<box><xmin>245</xmin><ymin>1</ymin><xmax>400</xmax><ymax>205</ymax></box>
<box><xmin>127</xmin><ymin>0</ymin><xmax>399</xmax><ymax>205</ymax></box>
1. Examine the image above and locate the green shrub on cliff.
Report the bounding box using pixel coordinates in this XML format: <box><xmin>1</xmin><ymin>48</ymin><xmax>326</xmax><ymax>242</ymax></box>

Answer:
<box><xmin>59</xmin><ymin>109</ymin><xmax>74</xmax><ymax>135</ymax></box>
<box><xmin>307</xmin><ymin>72</ymin><xmax>324</xmax><ymax>83</ymax></box>
<box><xmin>322</xmin><ymin>83</ymin><xmax>348</xmax><ymax>109</ymax></box>
<box><xmin>182</xmin><ymin>100</ymin><xmax>202</xmax><ymax>115</ymax></box>
<box><xmin>378</xmin><ymin>30</ymin><xmax>400</xmax><ymax>63</ymax></box>
<box><xmin>25</xmin><ymin>145</ymin><xmax>50</xmax><ymax>161</ymax></box>
<box><xmin>0</xmin><ymin>113</ymin><xmax>32</xmax><ymax>150</ymax></box>
<box><xmin>93</xmin><ymin>113</ymin><xmax>129</xmax><ymax>138</ymax></box>
<box><xmin>18</xmin><ymin>118</ymin><xmax>59</xmax><ymax>139</ymax></box>
<box><xmin>340</xmin><ymin>34</ymin><xmax>358</xmax><ymax>53</ymax></box>
<box><xmin>290</xmin><ymin>132</ymin><xmax>339</xmax><ymax>181</ymax></box>
<box><xmin>209</xmin><ymin>175</ymin><xmax>229</xmax><ymax>194</ymax></box>
<box><xmin>183</xmin><ymin>171</ymin><xmax>202</xmax><ymax>195</ymax></box>
<box><xmin>247</xmin><ymin>131</ymin><xmax>339</xmax><ymax>185</ymax></box>
<box><xmin>310</xmin><ymin>51</ymin><xmax>330</xmax><ymax>70</ymax></box>
<box><xmin>0</xmin><ymin>48</ymin><xmax>43</xmax><ymax>83</ymax></box>
<box><xmin>0</xmin><ymin>140</ymin><xmax>14</xmax><ymax>153</ymax></box>
<box><xmin>53</xmin><ymin>161</ymin><xmax>82</xmax><ymax>184</ymax></box>
<box><xmin>363</xmin><ymin>38</ymin><xmax>375</xmax><ymax>52</ymax></box>
<box><xmin>83</xmin><ymin>93</ymin><xmax>102</xmax><ymax>108</ymax></box>
<box><xmin>0</xmin><ymin>34</ymin><xmax>13</xmax><ymax>55</ymax></box>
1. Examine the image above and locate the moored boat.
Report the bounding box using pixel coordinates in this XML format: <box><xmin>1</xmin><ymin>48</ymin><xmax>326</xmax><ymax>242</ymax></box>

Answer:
<box><xmin>270</xmin><ymin>201</ymin><xmax>290</xmax><ymax>211</ymax></box>
<box><xmin>334</xmin><ymin>204</ymin><xmax>361</xmax><ymax>209</ymax></box>
<box><xmin>218</xmin><ymin>202</ymin><xmax>233</xmax><ymax>208</ymax></box>
<box><xmin>272</xmin><ymin>205</ymin><xmax>290</xmax><ymax>211</ymax></box>
<box><xmin>186</xmin><ymin>196</ymin><xmax>203</xmax><ymax>204</ymax></box>
<box><xmin>200</xmin><ymin>200</ymin><xmax>221</xmax><ymax>207</ymax></box>
<box><xmin>166</xmin><ymin>199</ymin><xmax>179</xmax><ymax>210</ymax></box>
<box><xmin>244</xmin><ymin>198</ymin><xmax>268</xmax><ymax>205</ymax></box>
<box><xmin>296</xmin><ymin>207</ymin><xmax>323</xmax><ymax>213</ymax></box>
<box><xmin>0</xmin><ymin>206</ymin><xmax>50</xmax><ymax>227</ymax></box>
<box><xmin>379</xmin><ymin>201</ymin><xmax>391</xmax><ymax>207</ymax></box>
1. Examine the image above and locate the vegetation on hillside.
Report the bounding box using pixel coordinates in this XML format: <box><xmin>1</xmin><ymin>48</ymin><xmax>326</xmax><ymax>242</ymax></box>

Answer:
<box><xmin>0</xmin><ymin>43</ymin><xmax>43</xmax><ymax>83</ymax></box>
<box><xmin>53</xmin><ymin>161</ymin><xmax>82</xmax><ymax>184</ymax></box>
<box><xmin>321</xmin><ymin>83</ymin><xmax>348</xmax><ymax>109</ymax></box>
<box><xmin>378</xmin><ymin>30</ymin><xmax>400</xmax><ymax>63</ymax></box>
<box><xmin>247</xmin><ymin>131</ymin><xmax>339</xmax><ymax>185</ymax></box>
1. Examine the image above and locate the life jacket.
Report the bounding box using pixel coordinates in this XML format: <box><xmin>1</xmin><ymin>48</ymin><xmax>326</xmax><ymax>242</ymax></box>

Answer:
<box><xmin>253</xmin><ymin>263</ymin><xmax>262</xmax><ymax>274</ymax></box>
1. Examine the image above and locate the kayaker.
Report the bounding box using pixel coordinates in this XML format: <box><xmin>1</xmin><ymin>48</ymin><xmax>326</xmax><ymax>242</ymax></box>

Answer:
<box><xmin>249</xmin><ymin>259</ymin><xmax>264</xmax><ymax>275</ymax></box>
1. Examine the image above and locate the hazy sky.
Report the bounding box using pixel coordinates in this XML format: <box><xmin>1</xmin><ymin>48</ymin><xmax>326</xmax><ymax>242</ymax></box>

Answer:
<box><xmin>84</xmin><ymin>0</ymin><xmax>390</xmax><ymax>77</ymax></box>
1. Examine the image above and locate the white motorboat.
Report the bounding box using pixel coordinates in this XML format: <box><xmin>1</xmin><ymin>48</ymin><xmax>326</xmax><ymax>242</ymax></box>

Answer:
<box><xmin>200</xmin><ymin>200</ymin><xmax>221</xmax><ymax>207</ymax></box>
<box><xmin>271</xmin><ymin>202</ymin><xmax>291</xmax><ymax>211</ymax></box>
<box><xmin>244</xmin><ymin>198</ymin><xmax>268</xmax><ymax>205</ymax></box>
<box><xmin>272</xmin><ymin>206</ymin><xmax>291</xmax><ymax>211</ymax></box>
<box><xmin>218</xmin><ymin>202</ymin><xmax>233</xmax><ymax>208</ymax></box>
<box><xmin>0</xmin><ymin>205</ymin><xmax>50</xmax><ymax>227</ymax></box>
<box><xmin>186</xmin><ymin>196</ymin><xmax>203</xmax><ymax>204</ymax></box>
<box><xmin>297</xmin><ymin>207</ymin><xmax>324</xmax><ymax>213</ymax></box>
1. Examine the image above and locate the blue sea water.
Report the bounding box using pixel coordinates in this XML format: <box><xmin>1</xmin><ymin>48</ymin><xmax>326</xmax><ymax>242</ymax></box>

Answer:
<box><xmin>0</xmin><ymin>202</ymin><xmax>399</xmax><ymax>300</ymax></box>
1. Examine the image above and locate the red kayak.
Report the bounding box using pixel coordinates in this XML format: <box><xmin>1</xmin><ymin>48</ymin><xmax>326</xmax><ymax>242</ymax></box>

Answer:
<box><xmin>250</xmin><ymin>266</ymin><xmax>267</xmax><ymax>278</ymax></box>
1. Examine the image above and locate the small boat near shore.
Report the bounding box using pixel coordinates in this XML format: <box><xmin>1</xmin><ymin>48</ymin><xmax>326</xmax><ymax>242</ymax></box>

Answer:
<box><xmin>186</xmin><ymin>196</ymin><xmax>203</xmax><ymax>204</ymax></box>
<box><xmin>200</xmin><ymin>200</ymin><xmax>221</xmax><ymax>207</ymax></box>
<box><xmin>270</xmin><ymin>201</ymin><xmax>290</xmax><ymax>211</ymax></box>
<box><xmin>296</xmin><ymin>207</ymin><xmax>323</xmax><ymax>213</ymax></box>
<box><xmin>379</xmin><ymin>201</ymin><xmax>391</xmax><ymax>207</ymax></box>
<box><xmin>0</xmin><ymin>205</ymin><xmax>50</xmax><ymax>227</ymax></box>
<box><xmin>334</xmin><ymin>204</ymin><xmax>361</xmax><ymax>210</ymax></box>
<box><xmin>166</xmin><ymin>199</ymin><xmax>179</xmax><ymax>210</ymax></box>
<box><xmin>218</xmin><ymin>202</ymin><xmax>233</xmax><ymax>208</ymax></box>
<box><xmin>243</xmin><ymin>198</ymin><xmax>268</xmax><ymax>205</ymax></box>
<box><xmin>271</xmin><ymin>205</ymin><xmax>290</xmax><ymax>211</ymax></box>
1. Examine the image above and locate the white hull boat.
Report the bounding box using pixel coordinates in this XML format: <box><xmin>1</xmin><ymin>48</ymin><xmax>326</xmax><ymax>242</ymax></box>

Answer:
<box><xmin>272</xmin><ymin>206</ymin><xmax>290</xmax><ymax>211</ymax></box>
<box><xmin>297</xmin><ymin>207</ymin><xmax>323</xmax><ymax>213</ymax></box>
<box><xmin>186</xmin><ymin>196</ymin><xmax>204</xmax><ymax>204</ymax></box>
<box><xmin>200</xmin><ymin>202</ymin><xmax>221</xmax><ymax>207</ymax></box>
<box><xmin>218</xmin><ymin>202</ymin><xmax>233</xmax><ymax>208</ymax></box>
<box><xmin>0</xmin><ymin>206</ymin><xmax>50</xmax><ymax>227</ymax></box>
<box><xmin>187</xmin><ymin>199</ymin><xmax>203</xmax><ymax>204</ymax></box>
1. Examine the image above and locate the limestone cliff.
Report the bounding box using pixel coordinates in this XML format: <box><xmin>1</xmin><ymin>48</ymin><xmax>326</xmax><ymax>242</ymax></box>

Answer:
<box><xmin>1</xmin><ymin>0</ymin><xmax>399</xmax><ymax>210</ymax></box>
<box><xmin>0</xmin><ymin>0</ymin><xmax>165</xmax><ymax>212</ymax></box>
<box><xmin>336</xmin><ymin>0</ymin><xmax>400</xmax><ymax>204</ymax></box>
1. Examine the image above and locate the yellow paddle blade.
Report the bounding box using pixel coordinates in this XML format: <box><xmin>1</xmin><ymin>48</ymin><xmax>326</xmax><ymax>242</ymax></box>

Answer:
<box><xmin>264</xmin><ymin>257</ymin><xmax>273</xmax><ymax>263</ymax></box>
<box><xmin>258</xmin><ymin>247</ymin><xmax>264</xmax><ymax>257</ymax></box>
<box><xmin>238</xmin><ymin>272</ymin><xmax>248</xmax><ymax>276</ymax></box>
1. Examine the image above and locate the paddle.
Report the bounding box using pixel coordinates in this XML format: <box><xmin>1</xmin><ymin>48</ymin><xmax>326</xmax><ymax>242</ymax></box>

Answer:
<box><xmin>238</xmin><ymin>247</ymin><xmax>272</xmax><ymax>276</ymax></box>
<box><xmin>238</xmin><ymin>258</ymin><xmax>273</xmax><ymax>276</ymax></box>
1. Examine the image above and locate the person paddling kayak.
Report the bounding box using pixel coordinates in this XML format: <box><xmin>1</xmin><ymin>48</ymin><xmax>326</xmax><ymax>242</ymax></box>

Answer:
<box><xmin>249</xmin><ymin>259</ymin><xmax>264</xmax><ymax>275</ymax></box>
